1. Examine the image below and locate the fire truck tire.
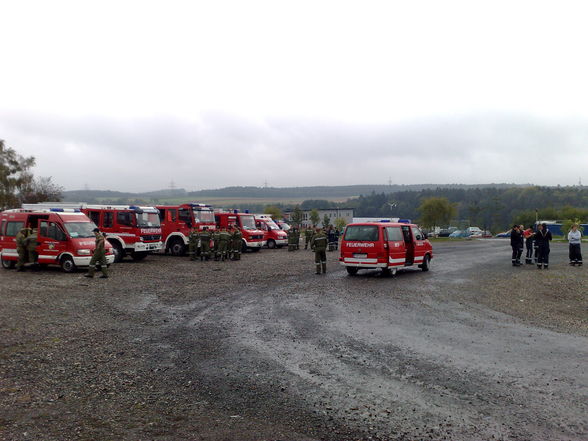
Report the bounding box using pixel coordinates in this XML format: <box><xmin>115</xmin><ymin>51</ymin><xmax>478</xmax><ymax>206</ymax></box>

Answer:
<box><xmin>60</xmin><ymin>256</ymin><xmax>77</xmax><ymax>273</ymax></box>
<box><xmin>1</xmin><ymin>257</ymin><xmax>15</xmax><ymax>269</ymax></box>
<box><xmin>346</xmin><ymin>266</ymin><xmax>358</xmax><ymax>276</ymax></box>
<box><xmin>131</xmin><ymin>252</ymin><xmax>148</xmax><ymax>261</ymax></box>
<box><xmin>421</xmin><ymin>254</ymin><xmax>431</xmax><ymax>272</ymax></box>
<box><xmin>267</xmin><ymin>239</ymin><xmax>276</xmax><ymax>249</ymax></box>
<box><xmin>170</xmin><ymin>239</ymin><xmax>185</xmax><ymax>256</ymax></box>
<box><xmin>241</xmin><ymin>240</ymin><xmax>248</xmax><ymax>253</ymax></box>
<box><xmin>109</xmin><ymin>241</ymin><xmax>124</xmax><ymax>263</ymax></box>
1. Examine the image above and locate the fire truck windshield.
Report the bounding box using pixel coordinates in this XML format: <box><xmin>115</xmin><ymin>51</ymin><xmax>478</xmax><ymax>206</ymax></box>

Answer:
<box><xmin>194</xmin><ymin>209</ymin><xmax>214</xmax><ymax>224</ymax></box>
<box><xmin>240</xmin><ymin>215</ymin><xmax>256</xmax><ymax>230</ymax></box>
<box><xmin>64</xmin><ymin>222</ymin><xmax>96</xmax><ymax>238</ymax></box>
<box><xmin>135</xmin><ymin>212</ymin><xmax>160</xmax><ymax>227</ymax></box>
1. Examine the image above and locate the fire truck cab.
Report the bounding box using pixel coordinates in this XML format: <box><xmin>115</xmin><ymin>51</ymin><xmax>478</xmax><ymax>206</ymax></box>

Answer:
<box><xmin>215</xmin><ymin>211</ymin><xmax>265</xmax><ymax>251</ymax></box>
<box><xmin>254</xmin><ymin>214</ymin><xmax>288</xmax><ymax>249</ymax></box>
<box><xmin>0</xmin><ymin>207</ymin><xmax>115</xmax><ymax>272</ymax></box>
<box><xmin>156</xmin><ymin>203</ymin><xmax>216</xmax><ymax>256</ymax></box>
<box><xmin>339</xmin><ymin>221</ymin><xmax>433</xmax><ymax>276</ymax></box>
<box><xmin>21</xmin><ymin>203</ymin><xmax>163</xmax><ymax>262</ymax></box>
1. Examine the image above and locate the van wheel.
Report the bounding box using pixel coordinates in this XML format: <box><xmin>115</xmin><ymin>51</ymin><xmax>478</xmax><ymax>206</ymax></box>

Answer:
<box><xmin>421</xmin><ymin>255</ymin><xmax>431</xmax><ymax>272</ymax></box>
<box><xmin>346</xmin><ymin>267</ymin><xmax>358</xmax><ymax>276</ymax></box>
<box><xmin>267</xmin><ymin>239</ymin><xmax>276</xmax><ymax>249</ymax></box>
<box><xmin>109</xmin><ymin>240</ymin><xmax>124</xmax><ymax>263</ymax></box>
<box><xmin>131</xmin><ymin>252</ymin><xmax>148</xmax><ymax>261</ymax></box>
<box><xmin>1</xmin><ymin>258</ymin><xmax>15</xmax><ymax>269</ymax></box>
<box><xmin>60</xmin><ymin>256</ymin><xmax>76</xmax><ymax>273</ymax></box>
<box><xmin>241</xmin><ymin>240</ymin><xmax>248</xmax><ymax>253</ymax></box>
<box><xmin>170</xmin><ymin>239</ymin><xmax>185</xmax><ymax>256</ymax></box>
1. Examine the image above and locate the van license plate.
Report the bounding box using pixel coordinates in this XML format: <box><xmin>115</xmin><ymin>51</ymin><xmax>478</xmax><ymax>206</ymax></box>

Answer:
<box><xmin>353</xmin><ymin>253</ymin><xmax>367</xmax><ymax>259</ymax></box>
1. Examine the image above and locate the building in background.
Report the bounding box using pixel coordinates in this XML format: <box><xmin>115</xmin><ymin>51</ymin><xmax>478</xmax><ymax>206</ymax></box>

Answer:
<box><xmin>284</xmin><ymin>208</ymin><xmax>354</xmax><ymax>228</ymax></box>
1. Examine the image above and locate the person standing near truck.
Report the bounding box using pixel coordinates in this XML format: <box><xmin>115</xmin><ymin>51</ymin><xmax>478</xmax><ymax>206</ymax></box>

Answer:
<box><xmin>25</xmin><ymin>228</ymin><xmax>39</xmax><ymax>269</ymax></box>
<box><xmin>200</xmin><ymin>227</ymin><xmax>211</xmax><ymax>261</ymax></box>
<box><xmin>568</xmin><ymin>223</ymin><xmax>583</xmax><ymax>266</ymax></box>
<box><xmin>311</xmin><ymin>227</ymin><xmax>328</xmax><ymax>274</ymax></box>
<box><xmin>85</xmin><ymin>228</ymin><xmax>109</xmax><ymax>278</ymax></box>
<box><xmin>188</xmin><ymin>226</ymin><xmax>200</xmax><ymax>261</ymax></box>
<box><xmin>15</xmin><ymin>226</ymin><xmax>31</xmax><ymax>272</ymax></box>
<box><xmin>304</xmin><ymin>227</ymin><xmax>313</xmax><ymax>250</ymax></box>
<box><xmin>523</xmin><ymin>226</ymin><xmax>535</xmax><ymax>264</ymax></box>
<box><xmin>230</xmin><ymin>226</ymin><xmax>242</xmax><ymax>260</ymax></box>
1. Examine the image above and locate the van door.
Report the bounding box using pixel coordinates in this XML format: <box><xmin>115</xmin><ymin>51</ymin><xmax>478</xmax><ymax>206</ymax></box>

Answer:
<box><xmin>401</xmin><ymin>225</ymin><xmax>415</xmax><ymax>266</ymax></box>
<box><xmin>412</xmin><ymin>227</ymin><xmax>427</xmax><ymax>264</ymax></box>
<box><xmin>385</xmin><ymin>226</ymin><xmax>406</xmax><ymax>267</ymax></box>
<box><xmin>38</xmin><ymin>220</ymin><xmax>68</xmax><ymax>263</ymax></box>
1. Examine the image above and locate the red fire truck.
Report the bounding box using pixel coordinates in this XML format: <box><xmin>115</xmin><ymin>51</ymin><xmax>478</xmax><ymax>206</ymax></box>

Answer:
<box><xmin>215</xmin><ymin>211</ymin><xmax>265</xmax><ymax>251</ymax></box>
<box><xmin>156</xmin><ymin>203</ymin><xmax>216</xmax><ymax>256</ymax></box>
<box><xmin>23</xmin><ymin>203</ymin><xmax>163</xmax><ymax>262</ymax></box>
<box><xmin>1</xmin><ymin>207</ymin><xmax>115</xmax><ymax>272</ymax></box>
<box><xmin>254</xmin><ymin>214</ymin><xmax>288</xmax><ymax>248</ymax></box>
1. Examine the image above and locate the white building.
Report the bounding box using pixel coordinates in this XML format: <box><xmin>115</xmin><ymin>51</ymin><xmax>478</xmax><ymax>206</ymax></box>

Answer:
<box><xmin>285</xmin><ymin>208</ymin><xmax>354</xmax><ymax>228</ymax></box>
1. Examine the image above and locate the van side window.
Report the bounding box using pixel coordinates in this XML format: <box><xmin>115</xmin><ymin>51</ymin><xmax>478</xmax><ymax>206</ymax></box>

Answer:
<box><xmin>40</xmin><ymin>221</ymin><xmax>67</xmax><ymax>241</ymax></box>
<box><xmin>88</xmin><ymin>211</ymin><xmax>101</xmax><ymax>226</ymax></box>
<box><xmin>158</xmin><ymin>209</ymin><xmax>166</xmax><ymax>222</ymax></box>
<box><xmin>414</xmin><ymin>228</ymin><xmax>423</xmax><ymax>241</ymax></box>
<box><xmin>5</xmin><ymin>221</ymin><xmax>24</xmax><ymax>237</ymax></box>
<box><xmin>103</xmin><ymin>212</ymin><xmax>113</xmax><ymax>228</ymax></box>
<box><xmin>385</xmin><ymin>226</ymin><xmax>403</xmax><ymax>241</ymax></box>
<box><xmin>117</xmin><ymin>211</ymin><xmax>133</xmax><ymax>226</ymax></box>
<box><xmin>402</xmin><ymin>226</ymin><xmax>412</xmax><ymax>243</ymax></box>
<box><xmin>169</xmin><ymin>209</ymin><xmax>177</xmax><ymax>222</ymax></box>
<box><xmin>178</xmin><ymin>208</ymin><xmax>191</xmax><ymax>223</ymax></box>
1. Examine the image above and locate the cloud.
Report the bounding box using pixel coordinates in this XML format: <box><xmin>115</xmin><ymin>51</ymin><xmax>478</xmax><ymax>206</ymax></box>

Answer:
<box><xmin>1</xmin><ymin>110</ymin><xmax>587</xmax><ymax>191</ymax></box>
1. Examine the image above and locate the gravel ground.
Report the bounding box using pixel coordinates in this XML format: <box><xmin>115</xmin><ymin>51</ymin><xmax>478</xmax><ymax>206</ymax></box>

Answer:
<box><xmin>1</xmin><ymin>240</ymin><xmax>586</xmax><ymax>441</ymax></box>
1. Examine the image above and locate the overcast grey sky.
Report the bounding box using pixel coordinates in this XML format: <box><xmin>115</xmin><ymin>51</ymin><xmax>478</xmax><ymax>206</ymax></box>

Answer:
<box><xmin>2</xmin><ymin>0</ymin><xmax>588</xmax><ymax>192</ymax></box>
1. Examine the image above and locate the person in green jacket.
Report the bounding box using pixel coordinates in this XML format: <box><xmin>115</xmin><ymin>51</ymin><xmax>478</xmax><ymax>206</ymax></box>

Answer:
<box><xmin>311</xmin><ymin>227</ymin><xmax>328</xmax><ymax>274</ymax></box>
<box><xmin>230</xmin><ymin>226</ymin><xmax>242</xmax><ymax>260</ymax></box>
<box><xmin>216</xmin><ymin>228</ymin><xmax>231</xmax><ymax>261</ymax></box>
<box><xmin>85</xmin><ymin>228</ymin><xmax>109</xmax><ymax>278</ymax></box>
<box><xmin>304</xmin><ymin>227</ymin><xmax>313</xmax><ymax>250</ymax></box>
<box><xmin>200</xmin><ymin>227</ymin><xmax>211</xmax><ymax>261</ymax></box>
<box><xmin>188</xmin><ymin>227</ymin><xmax>200</xmax><ymax>261</ymax></box>
<box><xmin>15</xmin><ymin>227</ymin><xmax>31</xmax><ymax>271</ymax></box>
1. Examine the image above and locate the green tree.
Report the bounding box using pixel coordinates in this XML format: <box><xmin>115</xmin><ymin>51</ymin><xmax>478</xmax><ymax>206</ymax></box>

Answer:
<box><xmin>0</xmin><ymin>140</ymin><xmax>36</xmax><ymax>209</ymax></box>
<box><xmin>310</xmin><ymin>208</ymin><xmax>320</xmax><ymax>226</ymax></box>
<box><xmin>322</xmin><ymin>214</ymin><xmax>331</xmax><ymax>229</ymax></box>
<box><xmin>263</xmin><ymin>205</ymin><xmax>282</xmax><ymax>220</ymax></box>
<box><xmin>418</xmin><ymin>197</ymin><xmax>457</xmax><ymax>229</ymax></box>
<box><xmin>291</xmin><ymin>205</ymin><xmax>303</xmax><ymax>226</ymax></box>
<box><xmin>334</xmin><ymin>217</ymin><xmax>347</xmax><ymax>231</ymax></box>
<box><xmin>562</xmin><ymin>218</ymin><xmax>584</xmax><ymax>236</ymax></box>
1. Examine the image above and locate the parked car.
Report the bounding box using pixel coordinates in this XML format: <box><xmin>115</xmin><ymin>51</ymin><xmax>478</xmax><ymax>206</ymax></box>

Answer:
<box><xmin>495</xmin><ymin>230</ymin><xmax>511</xmax><ymax>238</ymax></box>
<box><xmin>449</xmin><ymin>230</ymin><xmax>469</xmax><ymax>238</ymax></box>
<box><xmin>438</xmin><ymin>227</ymin><xmax>458</xmax><ymax>237</ymax></box>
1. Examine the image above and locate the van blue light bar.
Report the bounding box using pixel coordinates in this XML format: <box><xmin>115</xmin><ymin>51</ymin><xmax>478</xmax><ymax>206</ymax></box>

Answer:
<box><xmin>398</xmin><ymin>219</ymin><xmax>411</xmax><ymax>224</ymax></box>
<box><xmin>50</xmin><ymin>208</ymin><xmax>64</xmax><ymax>212</ymax></box>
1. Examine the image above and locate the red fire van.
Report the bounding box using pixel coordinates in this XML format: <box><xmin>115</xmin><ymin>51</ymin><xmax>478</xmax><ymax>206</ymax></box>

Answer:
<box><xmin>339</xmin><ymin>221</ymin><xmax>433</xmax><ymax>276</ymax></box>
<box><xmin>215</xmin><ymin>211</ymin><xmax>265</xmax><ymax>251</ymax></box>
<box><xmin>254</xmin><ymin>214</ymin><xmax>288</xmax><ymax>249</ymax></box>
<box><xmin>0</xmin><ymin>207</ymin><xmax>114</xmax><ymax>272</ymax></box>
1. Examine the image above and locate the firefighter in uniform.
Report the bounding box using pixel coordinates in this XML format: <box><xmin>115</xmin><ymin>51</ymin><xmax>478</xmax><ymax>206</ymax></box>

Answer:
<box><xmin>85</xmin><ymin>228</ymin><xmax>109</xmax><ymax>278</ymax></box>
<box><xmin>304</xmin><ymin>227</ymin><xmax>313</xmax><ymax>250</ymax></box>
<box><xmin>25</xmin><ymin>228</ymin><xmax>39</xmax><ymax>268</ymax></box>
<box><xmin>212</xmin><ymin>229</ymin><xmax>221</xmax><ymax>260</ymax></box>
<box><xmin>188</xmin><ymin>227</ymin><xmax>200</xmax><ymax>261</ymax></box>
<box><xmin>288</xmin><ymin>227</ymin><xmax>298</xmax><ymax>251</ymax></box>
<box><xmin>311</xmin><ymin>227</ymin><xmax>328</xmax><ymax>274</ymax></box>
<box><xmin>217</xmin><ymin>228</ymin><xmax>231</xmax><ymax>261</ymax></box>
<box><xmin>510</xmin><ymin>224</ymin><xmax>523</xmax><ymax>266</ymax></box>
<box><xmin>200</xmin><ymin>227</ymin><xmax>211</xmax><ymax>261</ymax></box>
<box><xmin>15</xmin><ymin>226</ymin><xmax>31</xmax><ymax>271</ymax></box>
<box><xmin>230</xmin><ymin>226</ymin><xmax>242</xmax><ymax>260</ymax></box>
<box><xmin>523</xmin><ymin>226</ymin><xmax>535</xmax><ymax>264</ymax></box>
<box><xmin>294</xmin><ymin>227</ymin><xmax>301</xmax><ymax>250</ymax></box>
<box><xmin>534</xmin><ymin>223</ymin><xmax>552</xmax><ymax>269</ymax></box>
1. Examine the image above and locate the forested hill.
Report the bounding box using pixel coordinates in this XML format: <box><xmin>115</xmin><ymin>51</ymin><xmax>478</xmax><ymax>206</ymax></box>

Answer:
<box><xmin>63</xmin><ymin>183</ymin><xmax>522</xmax><ymax>202</ymax></box>
<box><xmin>354</xmin><ymin>186</ymin><xmax>588</xmax><ymax>231</ymax></box>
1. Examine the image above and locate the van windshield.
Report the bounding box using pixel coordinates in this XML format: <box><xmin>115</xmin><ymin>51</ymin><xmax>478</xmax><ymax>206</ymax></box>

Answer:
<box><xmin>135</xmin><ymin>212</ymin><xmax>161</xmax><ymax>227</ymax></box>
<box><xmin>194</xmin><ymin>209</ymin><xmax>215</xmax><ymax>223</ymax></box>
<box><xmin>240</xmin><ymin>215</ymin><xmax>256</xmax><ymax>230</ymax></box>
<box><xmin>64</xmin><ymin>222</ymin><xmax>96</xmax><ymax>238</ymax></box>
<box><xmin>344</xmin><ymin>225</ymin><xmax>379</xmax><ymax>241</ymax></box>
<box><xmin>266</xmin><ymin>220</ymin><xmax>280</xmax><ymax>230</ymax></box>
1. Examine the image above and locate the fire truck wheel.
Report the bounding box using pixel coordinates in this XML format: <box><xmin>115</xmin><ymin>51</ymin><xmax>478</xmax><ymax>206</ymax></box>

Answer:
<box><xmin>421</xmin><ymin>254</ymin><xmax>431</xmax><ymax>272</ymax></box>
<box><xmin>241</xmin><ymin>240</ymin><xmax>247</xmax><ymax>253</ymax></box>
<box><xmin>267</xmin><ymin>239</ymin><xmax>276</xmax><ymax>249</ymax></box>
<box><xmin>110</xmin><ymin>241</ymin><xmax>124</xmax><ymax>263</ymax></box>
<box><xmin>346</xmin><ymin>266</ymin><xmax>359</xmax><ymax>276</ymax></box>
<box><xmin>170</xmin><ymin>239</ymin><xmax>185</xmax><ymax>256</ymax></box>
<box><xmin>1</xmin><ymin>257</ymin><xmax>15</xmax><ymax>269</ymax></box>
<box><xmin>131</xmin><ymin>252</ymin><xmax>148</xmax><ymax>261</ymax></box>
<box><xmin>60</xmin><ymin>256</ymin><xmax>77</xmax><ymax>273</ymax></box>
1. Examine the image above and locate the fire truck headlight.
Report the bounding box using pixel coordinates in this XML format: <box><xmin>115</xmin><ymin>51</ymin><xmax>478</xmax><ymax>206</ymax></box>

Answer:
<box><xmin>78</xmin><ymin>249</ymin><xmax>91</xmax><ymax>255</ymax></box>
